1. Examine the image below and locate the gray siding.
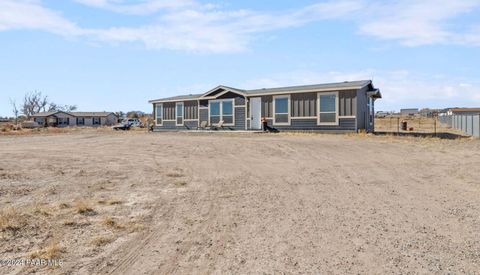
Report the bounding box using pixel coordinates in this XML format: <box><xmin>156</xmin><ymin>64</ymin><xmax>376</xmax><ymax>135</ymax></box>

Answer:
<box><xmin>291</xmin><ymin>92</ymin><xmax>316</xmax><ymax>117</ymax></box>
<box><xmin>184</xmin><ymin>100</ymin><xmax>198</xmax><ymax>120</ymax></box>
<box><xmin>217</xmin><ymin>92</ymin><xmax>245</xmax><ymax>106</ymax></box>
<box><xmin>154</xmin><ymin>120</ymin><xmax>198</xmax><ymax>131</ymax></box>
<box><xmin>261</xmin><ymin>95</ymin><xmax>273</xmax><ymax>118</ymax></box>
<box><xmin>163</xmin><ymin>102</ymin><xmax>175</xmax><ymax>120</ymax></box>
<box><xmin>356</xmin><ymin>86</ymin><xmax>369</xmax><ymax>130</ymax></box>
<box><xmin>234</xmin><ymin>107</ymin><xmax>246</xmax><ymax>130</ymax></box>
<box><xmin>339</xmin><ymin>90</ymin><xmax>357</xmax><ymax>117</ymax></box>
<box><xmin>199</xmin><ymin>108</ymin><xmax>208</xmax><ymax>123</ymax></box>
<box><xmin>266</xmin><ymin>118</ymin><xmax>356</xmax><ymax>132</ymax></box>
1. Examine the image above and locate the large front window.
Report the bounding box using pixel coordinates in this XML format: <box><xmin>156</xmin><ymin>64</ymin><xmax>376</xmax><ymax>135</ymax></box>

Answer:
<box><xmin>318</xmin><ymin>92</ymin><xmax>338</xmax><ymax>125</ymax></box>
<box><xmin>156</xmin><ymin>104</ymin><xmax>163</xmax><ymax>125</ymax></box>
<box><xmin>222</xmin><ymin>101</ymin><xmax>233</xmax><ymax>124</ymax></box>
<box><xmin>209</xmin><ymin>99</ymin><xmax>234</xmax><ymax>125</ymax></box>
<box><xmin>274</xmin><ymin>95</ymin><xmax>290</xmax><ymax>125</ymax></box>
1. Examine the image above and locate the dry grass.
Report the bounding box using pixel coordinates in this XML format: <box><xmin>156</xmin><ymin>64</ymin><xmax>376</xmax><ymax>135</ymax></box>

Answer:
<box><xmin>74</xmin><ymin>200</ymin><xmax>96</xmax><ymax>215</ymax></box>
<box><xmin>62</xmin><ymin>219</ymin><xmax>76</xmax><ymax>227</ymax></box>
<box><xmin>107</xmin><ymin>199</ymin><xmax>123</xmax><ymax>205</ymax></box>
<box><xmin>0</xmin><ymin>207</ymin><xmax>28</xmax><ymax>233</ymax></box>
<box><xmin>29</xmin><ymin>241</ymin><xmax>64</xmax><ymax>259</ymax></box>
<box><xmin>92</xmin><ymin>235</ymin><xmax>115</xmax><ymax>247</ymax></box>
<box><xmin>101</xmin><ymin>216</ymin><xmax>118</xmax><ymax>228</ymax></box>
<box><xmin>174</xmin><ymin>181</ymin><xmax>187</xmax><ymax>187</ymax></box>
<box><xmin>166</xmin><ymin>172</ymin><xmax>184</xmax><ymax>178</ymax></box>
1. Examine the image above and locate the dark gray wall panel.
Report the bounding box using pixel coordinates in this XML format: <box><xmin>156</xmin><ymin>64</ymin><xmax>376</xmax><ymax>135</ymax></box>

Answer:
<box><xmin>234</xmin><ymin>107</ymin><xmax>246</xmax><ymax>130</ymax></box>
<box><xmin>199</xmin><ymin>109</ymin><xmax>208</xmax><ymax>123</ymax></box>
<box><xmin>265</xmin><ymin>118</ymin><xmax>356</xmax><ymax>132</ymax></box>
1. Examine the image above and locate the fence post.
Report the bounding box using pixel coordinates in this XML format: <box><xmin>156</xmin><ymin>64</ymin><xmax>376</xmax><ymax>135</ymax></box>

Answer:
<box><xmin>397</xmin><ymin>117</ymin><xmax>400</xmax><ymax>135</ymax></box>
<box><xmin>434</xmin><ymin>119</ymin><xmax>437</xmax><ymax>137</ymax></box>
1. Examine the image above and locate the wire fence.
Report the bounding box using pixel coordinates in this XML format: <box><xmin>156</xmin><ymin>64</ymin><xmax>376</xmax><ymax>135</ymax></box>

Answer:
<box><xmin>374</xmin><ymin>116</ymin><xmax>472</xmax><ymax>138</ymax></box>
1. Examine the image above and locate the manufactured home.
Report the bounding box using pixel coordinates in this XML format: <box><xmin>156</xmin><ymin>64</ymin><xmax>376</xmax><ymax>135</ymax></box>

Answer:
<box><xmin>149</xmin><ymin>80</ymin><xmax>381</xmax><ymax>132</ymax></box>
<box><xmin>31</xmin><ymin>111</ymin><xmax>117</xmax><ymax>127</ymax></box>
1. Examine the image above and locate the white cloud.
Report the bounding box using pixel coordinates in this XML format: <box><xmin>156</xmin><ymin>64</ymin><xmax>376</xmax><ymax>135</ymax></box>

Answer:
<box><xmin>0</xmin><ymin>0</ymin><xmax>84</xmax><ymax>36</ymax></box>
<box><xmin>73</xmin><ymin>0</ymin><xmax>198</xmax><ymax>15</ymax></box>
<box><xmin>359</xmin><ymin>0</ymin><xmax>480</xmax><ymax>46</ymax></box>
<box><xmin>242</xmin><ymin>69</ymin><xmax>480</xmax><ymax>110</ymax></box>
<box><xmin>0</xmin><ymin>0</ymin><xmax>480</xmax><ymax>52</ymax></box>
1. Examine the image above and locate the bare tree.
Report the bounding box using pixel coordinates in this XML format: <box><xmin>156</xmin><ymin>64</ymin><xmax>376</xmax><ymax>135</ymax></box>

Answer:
<box><xmin>10</xmin><ymin>98</ymin><xmax>19</xmax><ymax>125</ymax></box>
<box><xmin>22</xmin><ymin>91</ymin><xmax>49</xmax><ymax>118</ymax></box>
<box><xmin>21</xmin><ymin>91</ymin><xmax>78</xmax><ymax>118</ymax></box>
<box><xmin>48</xmin><ymin>103</ymin><xmax>77</xmax><ymax>112</ymax></box>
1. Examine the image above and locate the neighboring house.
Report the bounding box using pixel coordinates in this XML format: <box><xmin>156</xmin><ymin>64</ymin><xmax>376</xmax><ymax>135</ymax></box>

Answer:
<box><xmin>447</xmin><ymin>108</ymin><xmax>480</xmax><ymax>116</ymax></box>
<box><xmin>31</xmin><ymin>112</ymin><xmax>117</xmax><ymax>127</ymax></box>
<box><xmin>400</xmin><ymin>108</ymin><xmax>419</xmax><ymax>116</ymax></box>
<box><xmin>149</xmin><ymin>80</ymin><xmax>381</xmax><ymax>132</ymax></box>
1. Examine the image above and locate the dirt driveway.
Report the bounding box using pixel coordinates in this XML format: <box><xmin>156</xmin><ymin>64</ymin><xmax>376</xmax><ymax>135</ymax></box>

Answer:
<box><xmin>1</xmin><ymin>131</ymin><xmax>479</xmax><ymax>274</ymax></box>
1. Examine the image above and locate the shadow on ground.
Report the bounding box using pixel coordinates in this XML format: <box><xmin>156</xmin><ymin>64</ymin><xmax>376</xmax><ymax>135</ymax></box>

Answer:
<box><xmin>374</xmin><ymin>131</ymin><xmax>469</xmax><ymax>140</ymax></box>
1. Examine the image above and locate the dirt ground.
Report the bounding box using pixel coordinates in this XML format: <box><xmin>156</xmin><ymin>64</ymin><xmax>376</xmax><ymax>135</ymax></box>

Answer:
<box><xmin>1</xmin><ymin>130</ymin><xmax>480</xmax><ymax>274</ymax></box>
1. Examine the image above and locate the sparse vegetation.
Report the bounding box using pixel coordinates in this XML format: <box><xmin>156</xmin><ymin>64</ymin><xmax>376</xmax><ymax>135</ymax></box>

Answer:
<box><xmin>0</xmin><ymin>208</ymin><xmax>27</xmax><ymax>233</ymax></box>
<box><xmin>74</xmin><ymin>200</ymin><xmax>96</xmax><ymax>215</ymax></box>
<box><xmin>107</xmin><ymin>199</ymin><xmax>123</xmax><ymax>205</ymax></box>
<box><xmin>92</xmin><ymin>235</ymin><xmax>115</xmax><ymax>247</ymax></box>
<box><xmin>29</xmin><ymin>241</ymin><xmax>64</xmax><ymax>259</ymax></box>
<box><xmin>166</xmin><ymin>172</ymin><xmax>184</xmax><ymax>178</ymax></box>
<box><xmin>62</xmin><ymin>219</ymin><xmax>76</xmax><ymax>227</ymax></box>
<box><xmin>175</xmin><ymin>181</ymin><xmax>187</xmax><ymax>187</ymax></box>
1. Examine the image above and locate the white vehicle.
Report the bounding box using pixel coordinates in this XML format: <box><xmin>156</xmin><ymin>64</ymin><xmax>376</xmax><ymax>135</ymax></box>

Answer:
<box><xmin>124</xmin><ymin>118</ymin><xmax>142</xmax><ymax>127</ymax></box>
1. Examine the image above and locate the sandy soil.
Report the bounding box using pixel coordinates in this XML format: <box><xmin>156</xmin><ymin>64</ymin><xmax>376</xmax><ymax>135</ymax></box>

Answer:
<box><xmin>1</xmin><ymin>131</ymin><xmax>479</xmax><ymax>274</ymax></box>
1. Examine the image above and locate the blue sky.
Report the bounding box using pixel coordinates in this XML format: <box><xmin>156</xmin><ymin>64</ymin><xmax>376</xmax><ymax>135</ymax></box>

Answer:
<box><xmin>1</xmin><ymin>0</ymin><xmax>480</xmax><ymax>116</ymax></box>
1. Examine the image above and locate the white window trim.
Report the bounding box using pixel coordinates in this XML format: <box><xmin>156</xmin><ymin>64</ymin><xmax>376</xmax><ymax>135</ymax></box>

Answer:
<box><xmin>208</xmin><ymin>99</ymin><xmax>235</xmax><ymax>126</ymax></box>
<box><xmin>176</xmin><ymin>102</ymin><xmax>184</xmax><ymax>126</ymax></box>
<box><xmin>155</xmin><ymin>103</ymin><xmax>163</xmax><ymax>126</ymax></box>
<box><xmin>317</xmin><ymin>91</ymin><xmax>339</xmax><ymax>126</ymax></box>
<box><xmin>273</xmin><ymin>95</ymin><xmax>291</xmax><ymax>126</ymax></box>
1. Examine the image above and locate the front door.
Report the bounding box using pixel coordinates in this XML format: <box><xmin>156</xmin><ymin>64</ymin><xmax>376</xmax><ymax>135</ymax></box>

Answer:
<box><xmin>250</xmin><ymin>97</ymin><xmax>262</xmax><ymax>130</ymax></box>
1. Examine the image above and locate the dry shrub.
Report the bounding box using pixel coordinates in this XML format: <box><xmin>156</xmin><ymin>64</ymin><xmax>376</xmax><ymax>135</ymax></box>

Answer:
<box><xmin>62</xmin><ymin>219</ymin><xmax>76</xmax><ymax>227</ymax></box>
<box><xmin>175</xmin><ymin>181</ymin><xmax>187</xmax><ymax>187</ymax></box>
<box><xmin>33</xmin><ymin>204</ymin><xmax>53</xmax><ymax>216</ymax></box>
<box><xmin>101</xmin><ymin>216</ymin><xmax>117</xmax><ymax>227</ymax></box>
<box><xmin>58</xmin><ymin>202</ymin><xmax>70</xmax><ymax>209</ymax></box>
<box><xmin>123</xmin><ymin>221</ymin><xmax>144</xmax><ymax>233</ymax></box>
<box><xmin>29</xmin><ymin>241</ymin><xmax>64</xmax><ymax>259</ymax></box>
<box><xmin>166</xmin><ymin>173</ymin><xmax>184</xmax><ymax>178</ymax></box>
<box><xmin>92</xmin><ymin>235</ymin><xmax>114</xmax><ymax>247</ymax></box>
<box><xmin>74</xmin><ymin>200</ymin><xmax>96</xmax><ymax>215</ymax></box>
<box><xmin>0</xmin><ymin>208</ymin><xmax>28</xmax><ymax>233</ymax></box>
<box><xmin>107</xmin><ymin>199</ymin><xmax>123</xmax><ymax>205</ymax></box>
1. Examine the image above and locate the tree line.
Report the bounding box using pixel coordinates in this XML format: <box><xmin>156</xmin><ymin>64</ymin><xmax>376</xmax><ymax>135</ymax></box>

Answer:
<box><xmin>10</xmin><ymin>91</ymin><xmax>77</xmax><ymax>124</ymax></box>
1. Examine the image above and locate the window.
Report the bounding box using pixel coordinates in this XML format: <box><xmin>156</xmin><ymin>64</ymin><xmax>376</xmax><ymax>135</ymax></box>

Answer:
<box><xmin>273</xmin><ymin>95</ymin><xmax>290</xmax><ymax>125</ymax></box>
<box><xmin>77</xmin><ymin>117</ymin><xmax>85</xmax><ymax>126</ymax></box>
<box><xmin>222</xmin><ymin>100</ymin><xmax>233</xmax><ymax>124</ymax></box>
<box><xmin>209</xmin><ymin>99</ymin><xmax>234</xmax><ymax>125</ymax></box>
<box><xmin>155</xmin><ymin>104</ymin><xmax>163</xmax><ymax>125</ymax></box>
<box><xmin>93</xmin><ymin>117</ymin><xmax>101</xmax><ymax>125</ymax></box>
<box><xmin>318</xmin><ymin>92</ymin><xmax>338</xmax><ymax>125</ymax></box>
<box><xmin>210</xmin><ymin>101</ymin><xmax>221</xmax><ymax>124</ymax></box>
<box><xmin>176</xmin><ymin>102</ymin><xmax>184</xmax><ymax>126</ymax></box>
<box><xmin>57</xmin><ymin>117</ymin><xmax>69</xmax><ymax>126</ymax></box>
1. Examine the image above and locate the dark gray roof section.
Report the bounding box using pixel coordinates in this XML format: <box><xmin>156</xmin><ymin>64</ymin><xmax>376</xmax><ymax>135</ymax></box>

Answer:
<box><xmin>245</xmin><ymin>80</ymin><xmax>372</xmax><ymax>95</ymax></box>
<box><xmin>31</xmin><ymin>111</ymin><xmax>115</xmax><ymax>117</ymax></box>
<box><xmin>149</xmin><ymin>93</ymin><xmax>203</xmax><ymax>103</ymax></box>
<box><xmin>149</xmin><ymin>80</ymin><xmax>374</xmax><ymax>103</ymax></box>
<box><xmin>70</xmin><ymin>112</ymin><xmax>116</xmax><ymax>117</ymax></box>
<box><xmin>31</xmin><ymin>112</ymin><xmax>60</xmax><ymax>117</ymax></box>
